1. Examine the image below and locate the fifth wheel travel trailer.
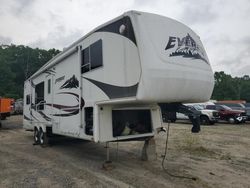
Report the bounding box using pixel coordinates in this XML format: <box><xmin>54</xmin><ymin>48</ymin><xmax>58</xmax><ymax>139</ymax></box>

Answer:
<box><xmin>23</xmin><ymin>11</ymin><xmax>214</xmax><ymax>149</ymax></box>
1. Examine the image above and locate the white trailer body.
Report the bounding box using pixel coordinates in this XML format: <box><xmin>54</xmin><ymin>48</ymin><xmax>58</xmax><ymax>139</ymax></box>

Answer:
<box><xmin>23</xmin><ymin>11</ymin><xmax>214</xmax><ymax>143</ymax></box>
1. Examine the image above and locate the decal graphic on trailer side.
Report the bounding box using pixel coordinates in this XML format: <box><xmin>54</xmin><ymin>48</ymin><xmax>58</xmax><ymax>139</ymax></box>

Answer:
<box><xmin>165</xmin><ymin>33</ymin><xmax>208</xmax><ymax>64</ymax></box>
<box><xmin>46</xmin><ymin>92</ymin><xmax>84</xmax><ymax>117</ymax></box>
<box><xmin>82</xmin><ymin>77</ymin><xmax>138</xmax><ymax>99</ymax></box>
<box><xmin>60</xmin><ymin>75</ymin><xmax>79</xmax><ymax>89</ymax></box>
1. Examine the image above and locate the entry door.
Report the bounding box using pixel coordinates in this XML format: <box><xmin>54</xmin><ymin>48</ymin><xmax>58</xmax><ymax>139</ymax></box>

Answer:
<box><xmin>45</xmin><ymin>75</ymin><xmax>54</xmax><ymax>119</ymax></box>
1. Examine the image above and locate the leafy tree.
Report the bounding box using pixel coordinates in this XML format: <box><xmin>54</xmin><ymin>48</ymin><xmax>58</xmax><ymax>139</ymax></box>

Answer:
<box><xmin>212</xmin><ymin>71</ymin><xmax>250</xmax><ymax>102</ymax></box>
<box><xmin>0</xmin><ymin>44</ymin><xmax>60</xmax><ymax>99</ymax></box>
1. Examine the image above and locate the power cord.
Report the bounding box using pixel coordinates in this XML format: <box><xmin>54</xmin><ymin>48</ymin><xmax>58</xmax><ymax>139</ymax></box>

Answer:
<box><xmin>161</xmin><ymin>121</ymin><xmax>197</xmax><ymax>181</ymax></box>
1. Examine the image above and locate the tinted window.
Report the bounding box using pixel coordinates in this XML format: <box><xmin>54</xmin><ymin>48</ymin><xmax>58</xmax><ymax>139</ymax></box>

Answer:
<box><xmin>81</xmin><ymin>47</ymin><xmax>90</xmax><ymax>73</ymax></box>
<box><xmin>35</xmin><ymin>82</ymin><xmax>44</xmax><ymax>110</ymax></box>
<box><xmin>90</xmin><ymin>40</ymin><xmax>103</xmax><ymax>69</ymax></box>
<box><xmin>82</xmin><ymin>47</ymin><xmax>90</xmax><ymax>64</ymax></box>
<box><xmin>48</xmin><ymin>79</ymin><xmax>51</xmax><ymax>94</ymax></box>
<box><xmin>215</xmin><ymin>106</ymin><xmax>221</xmax><ymax>110</ymax></box>
<box><xmin>245</xmin><ymin>103</ymin><xmax>250</xmax><ymax>107</ymax></box>
<box><xmin>81</xmin><ymin>40</ymin><xmax>103</xmax><ymax>74</ymax></box>
<box><xmin>26</xmin><ymin>95</ymin><xmax>30</xmax><ymax>105</ymax></box>
<box><xmin>206</xmin><ymin>105</ymin><xmax>215</xmax><ymax>110</ymax></box>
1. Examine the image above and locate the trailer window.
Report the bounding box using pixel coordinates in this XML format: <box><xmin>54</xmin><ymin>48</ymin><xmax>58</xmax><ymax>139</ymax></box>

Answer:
<box><xmin>85</xmin><ymin>107</ymin><xmax>93</xmax><ymax>135</ymax></box>
<box><xmin>81</xmin><ymin>39</ymin><xmax>103</xmax><ymax>74</ymax></box>
<box><xmin>47</xmin><ymin>79</ymin><xmax>51</xmax><ymax>94</ymax></box>
<box><xmin>112</xmin><ymin>109</ymin><xmax>152</xmax><ymax>137</ymax></box>
<box><xmin>26</xmin><ymin>95</ymin><xmax>30</xmax><ymax>105</ymax></box>
<box><xmin>35</xmin><ymin>82</ymin><xmax>45</xmax><ymax>110</ymax></box>
<box><xmin>81</xmin><ymin>47</ymin><xmax>90</xmax><ymax>73</ymax></box>
<box><xmin>90</xmin><ymin>40</ymin><xmax>103</xmax><ymax>69</ymax></box>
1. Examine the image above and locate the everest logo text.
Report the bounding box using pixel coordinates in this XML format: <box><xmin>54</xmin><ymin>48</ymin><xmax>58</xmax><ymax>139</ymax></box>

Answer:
<box><xmin>165</xmin><ymin>33</ymin><xmax>208</xmax><ymax>64</ymax></box>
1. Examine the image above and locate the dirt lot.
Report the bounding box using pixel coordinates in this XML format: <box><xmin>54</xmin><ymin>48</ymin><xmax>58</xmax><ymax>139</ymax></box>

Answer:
<box><xmin>0</xmin><ymin>116</ymin><xmax>250</xmax><ymax>188</ymax></box>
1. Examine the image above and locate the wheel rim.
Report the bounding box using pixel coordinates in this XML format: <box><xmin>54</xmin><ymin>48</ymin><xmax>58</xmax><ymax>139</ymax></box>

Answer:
<box><xmin>201</xmin><ymin>118</ymin><xmax>205</xmax><ymax>124</ymax></box>
<box><xmin>229</xmin><ymin>118</ymin><xmax>235</xmax><ymax>124</ymax></box>
<box><xmin>34</xmin><ymin>129</ymin><xmax>39</xmax><ymax>142</ymax></box>
<box><xmin>201</xmin><ymin>117</ymin><xmax>208</xmax><ymax>125</ymax></box>
<box><xmin>40</xmin><ymin>130</ymin><xmax>44</xmax><ymax>144</ymax></box>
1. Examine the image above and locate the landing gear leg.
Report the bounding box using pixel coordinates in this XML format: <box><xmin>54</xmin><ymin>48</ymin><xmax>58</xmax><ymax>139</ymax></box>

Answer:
<box><xmin>141</xmin><ymin>137</ymin><xmax>156</xmax><ymax>161</ymax></box>
<box><xmin>102</xmin><ymin>142</ymin><xmax>113</xmax><ymax>170</ymax></box>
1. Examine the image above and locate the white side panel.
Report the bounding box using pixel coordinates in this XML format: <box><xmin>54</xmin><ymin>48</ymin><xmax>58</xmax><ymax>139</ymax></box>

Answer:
<box><xmin>130</xmin><ymin>12</ymin><xmax>214</xmax><ymax>103</ymax></box>
<box><xmin>23</xmin><ymin>80</ymin><xmax>33</xmax><ymax>130</ymax></box>
<box><xmin>98</xmin><ymin>105</ymin><xmax>113</xmax><ymax>142</ymax></box>
<box><xmin>80</xmin><ymin>32</ymin><xmax>141</xmax><ymax>102</ymax></box>
<box><xmin>51</xmin><ymin>52</ymin><xmax>85</xmax><ymax>138</ymax></box>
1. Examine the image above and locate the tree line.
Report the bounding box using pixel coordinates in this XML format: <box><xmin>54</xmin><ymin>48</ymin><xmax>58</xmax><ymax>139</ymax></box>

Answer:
<box><xmin>212</xmin><ymin>71</ymin><xmax>250</xmax><ymax>102</ymax></box>
<box><xmin>0</xmin><ymin>44</ymin><xmax>60</xmax><ymax>98</ymax></box>
<box><xmin>0</xmin><ymin>44</ymin><xmax>249</xmax><ymax>102</ymax></box>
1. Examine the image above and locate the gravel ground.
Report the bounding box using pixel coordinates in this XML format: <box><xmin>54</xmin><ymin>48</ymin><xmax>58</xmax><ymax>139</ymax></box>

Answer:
<box><xmin>0</xmin><ymin>115</ymin><xmax>250</xmax><ymax>188</ymax></box>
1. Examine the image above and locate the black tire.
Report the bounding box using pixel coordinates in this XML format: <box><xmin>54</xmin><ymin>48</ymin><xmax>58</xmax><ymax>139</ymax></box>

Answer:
<box><xmin>39</xmin><ymin>128</ymin><xmax>49</xmax><ymax>147</ymax></box>
<box><xmin>200</xmin><ymin>116</ymin><xmax>210</xmax><ymax>125</ymax></box>
<box><xmin>170</xmin><ymin>118</ymin><xmax>176</xmax><ymax>123</ymax></box>
<box><xmin>209</xmin><ymin>121</ymin><xmax>215</xmax><ymax>125</ymax></box>
<box><xmin>34</xmin><ymin>128</ymin><xmax>40</xmax><ymax>144</ymax></box>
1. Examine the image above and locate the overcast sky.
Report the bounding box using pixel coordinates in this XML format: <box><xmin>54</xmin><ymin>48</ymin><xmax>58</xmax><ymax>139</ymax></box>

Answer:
<box><xmin>0</xmin><ymin>0</ymin><xmax>250</xmax><ymax>76</ymax></box>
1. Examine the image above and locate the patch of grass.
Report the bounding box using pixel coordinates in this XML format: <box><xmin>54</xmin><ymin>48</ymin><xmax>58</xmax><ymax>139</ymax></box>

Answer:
<box><xmin>176</xmin><ymin>133</ymin><xmax>217</xmax><ymax>157</ymax></box>
<box><xmin>188</xmin><ymin>146</ymin><xmax>217</xmax><ymax>157</ymax></box>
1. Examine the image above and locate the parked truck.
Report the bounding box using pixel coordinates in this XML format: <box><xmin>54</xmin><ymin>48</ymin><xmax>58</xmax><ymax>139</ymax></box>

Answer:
<box><xmin>0</xmin><ymin>98</ymin><xmax>13</xmax><ymax>127</ymax></box>
<box><xmin>206</xmin><ymin>104</ymin><xmax>247</xmax><ymax>123</ymax></box>
<box><xmin>175</xmin><ymin>104</ymin><xmax>220</xmax><ymax>125</ymax></box>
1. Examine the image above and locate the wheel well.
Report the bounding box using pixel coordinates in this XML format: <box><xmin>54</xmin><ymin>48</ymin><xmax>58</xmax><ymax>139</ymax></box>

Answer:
<box><xmin>46</xmin><ymin>127</ymin><xmax>53</xmax><ymax>137</ymax></box>
<box><xmin>228</xmin><ymin>116</ymin><xmax>235</xmax><ymax>120</ymax></box>
<box><xmin>200</xmin><ymin>115</ymin><xmax>209</xmax><ymax>119</ymax></box>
